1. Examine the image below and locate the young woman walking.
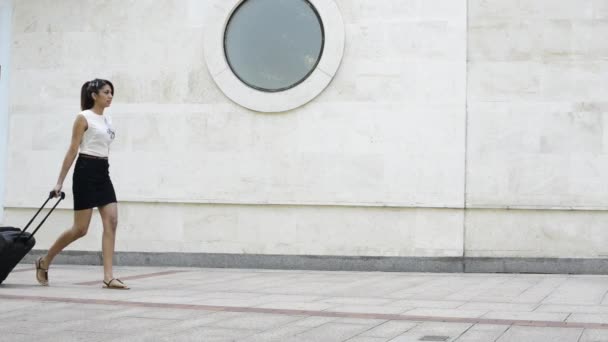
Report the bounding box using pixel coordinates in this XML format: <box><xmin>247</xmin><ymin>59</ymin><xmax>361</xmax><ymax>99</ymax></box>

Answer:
<box><xmin>35</xmin><ymin>79</ymin><xmax>128</xmax><ymax>289</ymax></box>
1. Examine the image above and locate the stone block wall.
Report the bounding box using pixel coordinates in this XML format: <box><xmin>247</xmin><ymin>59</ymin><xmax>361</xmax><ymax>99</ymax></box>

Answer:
<box><xmin>3</xmin><ymin>0</ymin><xmax>607</xmax><ymax>264</ymax></box>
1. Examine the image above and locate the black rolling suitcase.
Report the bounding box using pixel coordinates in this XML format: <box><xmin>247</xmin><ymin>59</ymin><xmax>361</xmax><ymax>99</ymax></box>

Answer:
<box><xmin>0</xmin><ymin>192</ymin><xmax>65</xmax><ymax>285</ymax></box>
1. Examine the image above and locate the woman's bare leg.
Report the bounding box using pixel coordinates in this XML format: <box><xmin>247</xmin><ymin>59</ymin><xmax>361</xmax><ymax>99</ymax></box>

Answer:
<box><xmin>36</xmin><ymin>209</ymin><xmax>92</xmax><ymax>284</ymax></box>
<box><xmin>99</xmin><ymin>202</ymin><xmax>120</xmax><ymax>283</ymax></box>
<box><xmin>41</xmin><ymin>209</ymin><xmax>93</xmax><ymax>267</ymax></box>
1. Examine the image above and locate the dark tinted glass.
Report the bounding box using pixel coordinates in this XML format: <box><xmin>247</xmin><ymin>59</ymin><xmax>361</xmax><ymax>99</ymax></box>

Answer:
<box><xmin>224</xmin><ymin>0</ymin><xmax>324</xmax><ymax>92</ymax></box>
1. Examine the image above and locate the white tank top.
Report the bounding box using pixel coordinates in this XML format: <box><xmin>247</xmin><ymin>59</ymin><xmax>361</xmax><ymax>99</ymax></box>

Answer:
<box><xmin>79</xmin><ymin>109</ymin><xmax>115</xmax><ymax>158</ymax></box>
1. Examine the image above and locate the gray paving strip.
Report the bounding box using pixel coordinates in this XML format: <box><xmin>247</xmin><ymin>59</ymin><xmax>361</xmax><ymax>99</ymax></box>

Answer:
<box><xmin>1</xmin><ymin>294</ymin><xmax>607</xmax><ymax>330</ymax></box>
<box><xmin>74</xmin><ymin>270</ymin><xmax>189</xmax><ymax>285</ymax></box>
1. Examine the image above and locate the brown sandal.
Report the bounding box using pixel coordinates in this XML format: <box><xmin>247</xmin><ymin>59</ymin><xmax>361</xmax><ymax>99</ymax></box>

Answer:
<box><xmin>34</xmin><ymin>257</ymin><xmax>48</xmax><ymax>286</ymax></box>
<box><xmin>103</xmin><ymin>278</ymin><xmax>129</xmax><ymax>290</ymax></box>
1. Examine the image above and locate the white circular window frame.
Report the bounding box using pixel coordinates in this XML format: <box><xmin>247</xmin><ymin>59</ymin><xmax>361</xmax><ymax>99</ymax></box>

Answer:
<box><xmin>204</xmin><ymin>0</ymin><xmax>345</xmax><ymax>113</ymax></box>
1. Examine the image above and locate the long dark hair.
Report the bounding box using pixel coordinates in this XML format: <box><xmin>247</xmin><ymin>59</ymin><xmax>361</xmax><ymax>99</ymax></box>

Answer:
<box><xmin>80</xmin><ymin>78</ymin><xmax>114</xmax><ymax>110</ymax></box>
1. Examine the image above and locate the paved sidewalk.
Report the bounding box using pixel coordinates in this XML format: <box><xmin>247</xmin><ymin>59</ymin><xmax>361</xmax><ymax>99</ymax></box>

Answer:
<box><xmin>2</xmin><ymin>265</ymin><xmax>608</xmax><ymax>341</ymax></box>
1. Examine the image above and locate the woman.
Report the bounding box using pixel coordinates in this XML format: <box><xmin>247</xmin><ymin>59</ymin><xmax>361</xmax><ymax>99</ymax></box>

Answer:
<box><xmin>35</xmin><ymin>79</ymin><xmax>128</xmax><ymax>290</ymax></box>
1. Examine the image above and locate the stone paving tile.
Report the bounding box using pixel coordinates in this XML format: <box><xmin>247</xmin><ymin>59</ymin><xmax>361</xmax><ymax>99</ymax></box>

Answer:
<box><xmin>124</xmin><ymin>295</ymin><xmax>209</xmax><ymax>305</ymax></box>
<box><xmin>513</xmin><ymin>277</ymin><xmax>568</xmax><ymax>303</ymax></box>
<box><xmin>543</xmin><ymin>279</ymin><xmax>608</xmax><ymax>305</ymax></box>
<box><xmin>8</xmin><ymin>306</ymin><xmax>120</xmax><ymax>323</ymax></box>
<box><xmin>122</xmin><ymin>288</ymin><xmax>203</xmax><ymax>296</ymax></box>
<box><xmin>403</xmin><ymin>308</ymin><xmax>487</xmax><ymax>319</ymax></box>
<box><xmin>0</xmin><ymin>299</ymin><xmax>42</xmax><ymax>311</ymax></box>
<box><xmin>151</xmin><ymin>311</ymin><xmax>248</xmax><ymax>332</ymax></box>
<box><xmin>0</xmin><ymin>319</ymin><xmax>65</xmax><ymax>336</ymax></box>
<box><xmin>388</xmin><ymin>299</ymin><xmax>465</xmax><ymax>309</ymax></box>
<box><xmin>102</xmin><ymin>329</ymin><xmax>170</xmax><ymax>341</ymax></box>
<box><xmin>0</xmin><ymin>333</ymin><xmax>33</xmax><ymax>342</ymax></box>
<box><xmin>0</xmin><ymin>301</ymin><xmax>74</xmax><ymax>320</ymax></box>
<box><xmin>346</xmin><ymin>337</ymin><xmax>388</xmax><ymax>342</ymax></box>
<box><xmin>359</xmin><ymin>320</ymin><xmax>419</xmax><ymax>339</ymax></box>
<box><xmin>0</xmin><ymin>330</ymin><xmax>120</xmax><ymax>342</ymax></box>
<box><xmin>495</xmin><ymin>326</ymin><xmax>583</xmax><ymax>342</ymax></box>
<box><xmin>35</xmin><ymin>289</ymin><xmax>138</xmax><ymax>301</ymax></box>
<box><xmin>388</xmin><ymin>322</ymin><xmax>473</xmax><ymax>342</ymax></box>
<box><xmin>106</xmin><ymin>306</ymin><xmax>215</xmax><ymax>320</ymax></box>
<box><xmin>40</xmin><ymin>331</ymin><xmax>123</xmax><ymax>342</ymax></box>
<box><xmin>388</xmin><ymin>279</ymin><xmax>463</xmax><ymax>298</ymax></box>
<box><xmin>236</xmin><ymin>324</ymin><xmax>312</xmax><ymax>342</ymax></box>
<box><xmin>291</xmin><ymin>316</ymin><xmax>338</xmax><ymax>327</ymax></box>
<box><xmin>471</xmin><ymin>295</ymin><xmax>521</xmax><ymax>304</ymax></box>
<box><xmin>445</xmin><ymin>279</ymin><xmax>511</xmax><ymax>301</ymax></box>
<box><xmin>260</xmin><ymin>284</ymin><xmax>347</xmax><ymax>296</ymax></box>
<box><xmin>473</xmin><ymin>279</ymin><xmax>538</xmax><ymax>301</ymax></box>
<box><xmin>579</xmin><ymin>328</ymin><xmax>608</xmax><ymax>342</ymax></box>
<box><xmin>254</xmin><ymin>300</ymin><xmax>334</xmax><ymax>311</ymax></box>
<box><xmin>58</xmin><ymin>303</ymin><xmax>130</xmax><ymax>311</ymax></box>
<box><xmin>381</xmin><ymin>278</ymin><xmax>430</xmax><ymax>294</ymax></box>
<box><xmin>319</xmin><ymin>296</ymin><xmax>394</xmax><ymax>306</ymax></box>
<box><xmin>195</xmin><ymin>291</ymin><xmax>267</xmax><ymax>300</ymax></box>
<box><xmin>482</xmin><ymin>311</ymin><xmax>569</xmax><ymax>322</ymax></box>
<box><xmin>333</xmin><ymin>317</ymin><xmax>387</xmax><ymax>326</ymax></box>
<box><xmin>326</xmin><ymin>304</ymin><xmax>408</xmax><ymax>315</ymax></box>
<box><xmin>537</xmin><ymin>304</ymin><xmax>608</xmax><ymax>314</ymax></box>
<box><xmin>447</xmin><ymin>276</ymin><xmax>506</xmax><ymax>288</ymax></box>
<box><xmin>168</xmin><ymin>327</ymin><xmax>260</xmax><ymax>342</ymax></box>
<box><xmin>283</xmin><ymin>322</ymin><xmax>375</xmax><ymax>342</ymax></box>
<box><xmin>257</xmin><ymin>294</ymin><xmax>324</xmax><ymax>302</ymax></box>
<box><xmin>568</xmin><ymin>314</ymin><xmax>608</xmax><ymax>324</ymax></box>
<box><xmin>56</xmin><ymin>316</ymin><xmax>180</xmax><ymax>334</ymax></box>
<box><xmin>110</xmin><ymin>327</ymin><xmax>259</xmax><ymax>342</ymax></box>
<box><xmin>453</xmin><ymin>324</ymin><xmax>509</xmax><ymax>342</ymax></box>
<box><xmin>0</xmin><ymin>307</ymin><xmax>38</xmax><ymax>321</ymax></box>
<box><xmin>414</xmin><ymin>291</ymin><xmax>475</xmax><ymax>301</ymax></box>
<box><xmin>339</xmin><ymin>283</ymin><xmax>431</xmax><ymax>299</ymax></box>
<box><xmin>209</xmin><ymin>312</ymin><xmax>304</xmax><ymax>330</ymax></box>
<box><xmin>192</xmin><ymin>297</ymin><xmax>274</xmax><ymax>307</ymax></box>
<box><xmin>457</xmin><ymin>302</ymin><xmax>538</xmax><ymax>312</ymax></box>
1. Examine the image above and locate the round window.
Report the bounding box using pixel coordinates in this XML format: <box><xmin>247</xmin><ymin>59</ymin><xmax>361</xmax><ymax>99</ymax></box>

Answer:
<box><xmin>224</xmin><ymin>0</ymin><xmax>325</xmax><ymax>92</ymax></box>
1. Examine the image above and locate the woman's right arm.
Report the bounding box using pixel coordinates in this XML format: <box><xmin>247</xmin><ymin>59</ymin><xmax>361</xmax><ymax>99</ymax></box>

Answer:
<box><xmin>52</xmin><ymin>114</ymin><xmax>87</xmax><ymax>197</ymax></box>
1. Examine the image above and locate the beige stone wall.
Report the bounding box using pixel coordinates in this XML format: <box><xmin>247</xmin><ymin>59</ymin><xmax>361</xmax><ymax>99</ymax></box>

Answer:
<box><xmin>3</xmin><ymin>0</ymin><xmax>608</xmax><ymax>259</ymax></box>
<box><xmin>466</xmin><ymin>0</ymin><xmax>608</xmax><ymax>258</ymax></box>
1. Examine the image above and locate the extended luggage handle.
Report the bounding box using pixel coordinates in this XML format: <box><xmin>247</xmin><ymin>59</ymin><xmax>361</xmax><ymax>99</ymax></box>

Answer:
<box><xmin>15</xmin><ymin>192</ymin><xmax>65</xmax><ymax>241</ymax></box>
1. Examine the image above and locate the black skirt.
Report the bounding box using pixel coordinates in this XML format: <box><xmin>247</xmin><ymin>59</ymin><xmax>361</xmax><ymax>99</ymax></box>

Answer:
<box><xmin>72</xmin><ymin>154</ymin><xmax>117</xmax><ymax>210</ymax></box>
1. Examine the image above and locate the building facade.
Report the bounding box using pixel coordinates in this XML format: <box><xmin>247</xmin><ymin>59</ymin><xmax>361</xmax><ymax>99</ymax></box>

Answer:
<box><xmin>1</xmin><ymin>0</ymin><xmax>608</xmax><ymax>272</ymax></box>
